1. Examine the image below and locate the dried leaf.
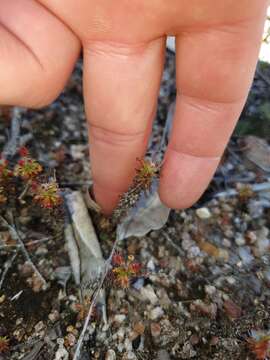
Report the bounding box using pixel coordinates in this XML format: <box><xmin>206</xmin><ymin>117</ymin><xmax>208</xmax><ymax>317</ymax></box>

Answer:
<box><xmin>83</xmin><ymin>186</ymin><xmax>101</xmax><ymax>213</ymax></box>
<box><xmin>64</xmin><ymin>191</ymin><xmax>105</xmax><ymax>284</ymax></box>
<box><xmin>64</xmin><ymin>223</ymin><xmax>80</xmax><ymax>285</ymax></box>
<box><xmin>241</xmin><ymin>135</ymin><xmax>270</xmax><ymax>172</ymax></box>
<box><xmin>117</xmin><ymin>185</ymin><xmax>170</xmax><ymax>240</ymax></box>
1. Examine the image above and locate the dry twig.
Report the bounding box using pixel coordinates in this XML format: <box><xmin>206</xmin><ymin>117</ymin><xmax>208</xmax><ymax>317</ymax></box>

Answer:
<box><xmin>215</xmin><ymin>181</ymin><xmax>270</xmax><ymax>198</ymax></box>
<box><xmin>0</xmin><ymin>236</ymin><xmax>52</xmax><ymax>249</ymax></box>
<box><xmin>73</xmin><ymin>237</ymin><xmax>119</xmax><ymax>360</ymax></box>
<box><xmin>2</xmin><ymin>107</ymin><xmax>24</xmax><ymax>158</ymax></box>
<box><xmin>0</xmin><ymin>251</ymin><xmax>17</xmax><ymax>290</ymax></box>
<box><xmin>0</xmin><ymin>215</ymin><xmax>47</xmax><ymax>289</ymax></box>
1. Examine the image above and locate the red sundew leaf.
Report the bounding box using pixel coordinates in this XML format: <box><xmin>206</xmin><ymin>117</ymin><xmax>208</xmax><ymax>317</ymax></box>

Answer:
<box><xmin>19</xmin><ymin>146</ymin><xmax>29</xmax><ymax>157</ymax></box>
<box><xmin>31</xmin><ymin>180</ymin><xmax>39</xmax><ymax>191</ymax></box>
<box><xmin>112</xmin><ymin>253</ymin><xmax>124</xmax><ymax>266</ymax></box>
<box><xmin>0</xmin><ymin>336</ymin><xmax>10</xmax><ymax>353</ymax></box>
<box><xmin>129</xmin><ymin>262</ymin><xmax>141</xmax><ymax>274</ymax></box>
<box><xmin>18</xmin><ymin>159</ymin><xmax>25</xmax><ymax>166</ymax></box>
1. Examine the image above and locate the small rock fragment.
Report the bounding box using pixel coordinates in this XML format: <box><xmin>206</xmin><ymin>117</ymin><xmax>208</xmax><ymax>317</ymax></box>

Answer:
<box><xmin>64</xmin><ymin>333</ymin><xmax>76</xmax><ymax>347</ymax></box>
<box><xmin>238</xmin><ymin>247</ymin><xmax>254</xmax><ymax>265</ymax></box>
<box><xmin>235</xmin><ymin>234</ymin><xmax>246</xmax><ymax>246</ymax></box>
<box><xmin>113</xmin><ymin>314</ymin><xmax>126</xmax><ymax>324</ymax></box>
<box><xmin>133</xmin><ymin>322</ymin><xmax>145</xmax><ymax>335</ymax></box>
<box><xmin>54</xmin><ymin>338</ymin><xmax>69</xmax><ymax>360</ymax></box>
<box><xmin>49</xmin><ymin>310</ymin><xmax>60</xmax><ymax>323</ymax></box>
<box><xmin>124</xmin><ymin>338</ymin><xmax>133</xmax><ymax>352</ymax></box>
<box><xmin>190</xmin><ymin>300</ymin><xmax>217</xmax><ymax>319</ymax></box>
<box><xmin>223</xmin><ymin>299</ymin><xmax>242</xmax><ymax>320</ymax></box>
<box><xmin>181</xmin><ymin>342</ymin><xmax>197</xmax><ymax>358</ymax></box>
<box><xmin>105</xmin><ymin>349</ymin><xmax>116</xmax><ymax>360</ymax></box>
<box><xmin>140</xmin><ymin>285</ymin><xmax>159</xmax><ymax>305</ymax></box>
<box><xmin>34</xmin><ymin>321</ymin><xmax>45</xmax><ymax>332</ymax></box>
<box><xmin>157</xmin><ymin>349</ymin><xmax>171</xmax><ymax>360</ymax></box>
<box><xmin>190</xmin><ymin>334</ymin><xmax>200</xmax><ymax>346</ymax></box>
<box><xmin>196</xmin><ymin>207</ymin><xmax>212</xmax><ymax>219</ymax></box>
<box><xmin>150</xmin><ymin>306</ymin><xmax>164</xmax><ymax>320</ymax></box>
<box><xmin>147</xmin><ymin>258</ymin><xmax>156</xmax><ymax>271</ymax></box>
<box><xmin>210</xmin><ymin>336</ymin><xmax>219</xmax><ymax>346</ymax></box>
<box><xmin>126</xmin><ymin>351</ymin><xmax>137</xmax><ymax>360</ymax></box>
<box><xmin>150</xmin><ymin>322</ymin><xmax>161</xmax><ymax>338</ymax></box>
<box><xmin>205</xmin><ymin>285</ymin><xmax>216</xmax><ymax>297</ymax></box>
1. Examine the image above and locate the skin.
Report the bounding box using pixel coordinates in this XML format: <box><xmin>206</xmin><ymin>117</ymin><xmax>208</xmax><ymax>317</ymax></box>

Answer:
<box><xmin>0</xmin><ymin>0</ymin><xmax>269</xmax><ymax>214</ymax></box>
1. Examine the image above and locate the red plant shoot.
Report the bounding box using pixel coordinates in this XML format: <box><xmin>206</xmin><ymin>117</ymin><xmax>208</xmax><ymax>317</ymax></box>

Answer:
<box><xmin>111</xmin><ymin>253</ymin><xmax>142</xmax><ymax>289</ymax></box>
<box><xmin>0</xmin><ymin>336</ymin><xmax>9</xmax><ymax>354</ymax></box>
<box><xmin>34</xmin><ymin>181</ymin><xmax>62</xmax><ymax>209</ymax></box>
<box><xmin>19</xmin><ymin>146</ymin><xmax>29</xmax><ymax>157</ymax></box>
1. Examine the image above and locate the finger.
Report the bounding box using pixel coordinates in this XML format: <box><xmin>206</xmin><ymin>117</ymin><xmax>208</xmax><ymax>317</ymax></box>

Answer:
<box><xmin>0</xmin><ymin>0</ymin><xmax>80</xmax><ymax>108</ymax></box>
<box><xmin>83</xmin><ymin>38</ymin><xmax>165</xmax><ymax>214</ymax></box>
<box><xmin>159</xmin><ymin>16</ymin><xmax>266</xmax><ymax>209</ymax></box>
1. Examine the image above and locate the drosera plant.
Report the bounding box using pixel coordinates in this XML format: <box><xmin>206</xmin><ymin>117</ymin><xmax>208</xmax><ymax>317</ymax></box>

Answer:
<box><xmin>109</xmin><ymin>253</ymin><xmax>143</xmax><ymax>289</ymax></box>
<box><xmin>0</xmin><ymin>146</ymin><xmax>63</xmax><ymax>292</ymax></box>
<box><xmin>14</xmin><ymin>146</ymin><xmax>42</xmax><ymax>180</ymax></box>
<box><xmin>0</xmin><ymin>146</ymin><xmax>62</xmax><ymax>210</ymax></box>
<box><xmin>33</xmin><ymin>180</ymin><xmax>62</xmax><ymax>209</ymax></box>
<box><xmin>112</xmin><ymin>157</ymin><xmax>161</xmax><ymax>223</ymax></box>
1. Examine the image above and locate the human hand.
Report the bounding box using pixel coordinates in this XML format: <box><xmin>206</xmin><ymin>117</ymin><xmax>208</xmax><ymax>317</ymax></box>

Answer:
<box><xmin>0</xmin><ymin>0</ymin><xmax>268</xmax><ymax>213</ymax></box>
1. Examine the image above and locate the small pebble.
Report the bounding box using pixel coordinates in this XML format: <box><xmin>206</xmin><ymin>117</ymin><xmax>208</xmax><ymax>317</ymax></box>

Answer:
<box><xmin>147</xmin><ymin>258</ymin><xmax>156</xmax><ymax>271</ymax></box>
<box><xmin>157</xmin><ymin>349</ymin><xmax>171</xmax><ymax>360</ymax></box>
<box><xmin>235</xmin><ymin>234</ymin><xmax>246</xmax><ymax>246</ymax></box>
<box><xmin>48</xmin><ymin>310</ymin><xmax>60</xmax><ymax>323</ymax></box>
<box><xmin>205</xmin><ymin>285</ymin><xmax>216</xmax><ymax>297</ymax></box>
<box><xmin>140</xmin><ymin>285</ymin><xmax>159</xmax><ymax>305</ymax></box>
<box><xmin>124</xmin><ymin>338</ymin><xmax>133</xmax><ymax>352</ymax></box>
<box><xmin>105</xmin><ymin>349</ymin><xmax>116</xmax><ymax>360</ymax></box>
<box><xmin>238</xmin><ymin>247</ymin><xmax>254</xmax><ymax>265</ymax></box>
<box><xmin>34</xmin><ymin>321</ymin><xmax>45</xmax><ymax>332</ymax></box>
<box><xmin>126</xmin><ymin>351</ymin><xmax>137</xmax><ymax>359</ymax></box>
<box><xmin>150</xmin><ymin>322</ymin><xmax>161</xmax><ymax>338</ymax></box>
<box><xmin>196</xmin><ymin>207</ymin><xmax>212</xmax><ymax>219</ymax></box>
<box><xmin>222</xmin><ymin>238</ymin><xmax>231</xmax><ymax>248</ymax></box>
<box><xmin>190</xmin><ymin>334</ymin><xmax>200</xmax><ymax>346</ymax></box>
<box><xmin>190</xmin><ymin>300</ymin><xmax>217</xmax><ymax>319</ymax></box>
<box><xmin>150</xmin><ymin>306</ymin><xmax>164</xmax><ymax>320</ymax></box>
<box><xmin>65</xmin><ymin>333</ymin><xmax>76</xmax><ymax>347</ymax></box>
<box><xmin>133</xmin><ymin>322</ymin><xmax>145</xmax><ymax>335</ymax></box>
<box><xmin>113</xmin><ymin>314</ymin><xmax>126</xmax><ymax>324</ymax></box>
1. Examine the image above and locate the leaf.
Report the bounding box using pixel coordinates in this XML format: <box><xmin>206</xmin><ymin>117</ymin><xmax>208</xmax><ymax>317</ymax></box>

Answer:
<box><xmin>64</xmin><ymin>191</ymin><xmax>105</xmax><ymax>285</ymax></box>
<box><xmin>241</xmin><ymin>135</ymin><xmax>270</xmax><ymax>172</ymax></box>
<box><xmin>117</xmin><ymin>183</ymin><xmax>170</xmax><ymax>240</ymax></box>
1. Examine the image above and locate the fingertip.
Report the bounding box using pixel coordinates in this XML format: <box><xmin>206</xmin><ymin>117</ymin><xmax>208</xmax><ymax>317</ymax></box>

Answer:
<box><xmin>159</xmin><ymin>148</ymin><xmax>220</xmax><ymax>210</ymax></box>
<box><xmin>93</xmin><ymin>184</ymin><xmax>121</xmax><ymax>215</ymax></box>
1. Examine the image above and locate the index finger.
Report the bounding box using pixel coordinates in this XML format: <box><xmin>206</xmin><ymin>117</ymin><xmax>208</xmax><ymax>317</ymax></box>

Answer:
<box><xmin>83</xmin><ymin>38</ymin><xmax>165</xmax><ymax>213</ymax></box>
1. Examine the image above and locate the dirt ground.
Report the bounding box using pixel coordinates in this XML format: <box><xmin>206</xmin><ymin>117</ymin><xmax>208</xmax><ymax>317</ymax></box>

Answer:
<box><xmin>1</xmin><ymin>52</ymin><xmax>270</xmax><ymax>360</ymax></box>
